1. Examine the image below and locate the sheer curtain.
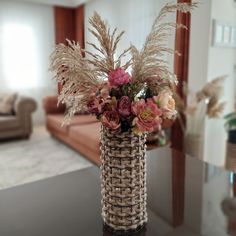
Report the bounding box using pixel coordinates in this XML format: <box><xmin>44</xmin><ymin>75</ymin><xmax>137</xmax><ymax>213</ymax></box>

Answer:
<box><xmin>0</xmin><ymin>0</ymin><xmax>56</xmax><ymax>124</ymax></box>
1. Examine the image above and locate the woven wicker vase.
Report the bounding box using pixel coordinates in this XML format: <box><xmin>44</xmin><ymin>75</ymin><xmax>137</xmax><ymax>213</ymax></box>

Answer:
<box><xmin>100</xmin><ymin>125</ymin><xmax>147</xmax><ymax>233</ymax></box>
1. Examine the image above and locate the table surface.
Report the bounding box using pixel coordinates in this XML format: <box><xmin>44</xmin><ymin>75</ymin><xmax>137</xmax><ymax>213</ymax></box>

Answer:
<box><xmin>0</xmin><ymin>167</ymin><xmax>176</xmax><ymax>236</ymax></box>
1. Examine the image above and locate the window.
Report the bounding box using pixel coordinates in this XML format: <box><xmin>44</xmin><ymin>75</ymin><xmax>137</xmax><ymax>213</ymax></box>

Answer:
<box><xmin>1</xmin><ymin>23</ymin><xmax>39</xmax><ymax>89</ymax></box>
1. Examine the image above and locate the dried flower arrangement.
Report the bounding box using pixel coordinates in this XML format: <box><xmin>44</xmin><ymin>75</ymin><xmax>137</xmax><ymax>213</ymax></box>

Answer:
<box><xmin>50</xmin><ymin>2</ymin><xmax>198</xmax><ymax>232</ymax></box>
<box><xmin>175</xmin><ymin>75</ymin><xmax>226</xmax><ymax>134</ymax></box>
<box><xmin>50</xmin><ymin>2</ymin><xmax>197</xmax><ymax>136</ymax></box>
<box><xmin>175</xmin><ymin>76</ymin><xmax>226</xmax><ymax>158</ymax></box>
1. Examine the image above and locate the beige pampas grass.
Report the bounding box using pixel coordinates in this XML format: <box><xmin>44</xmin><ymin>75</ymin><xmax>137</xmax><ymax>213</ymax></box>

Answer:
<box><xmin>49</xmin><ymin>2</ymin><xmax>197</xmax><ymax>120</ymax></box>
<box><xmin>175</xmin><ymin>75</ymin><xmax>226</xmax><ymax>134</ymax></box>
<box><xmin>197</xmin><ymin>75</ymin><xmax>227</xmax><ymax>118</ymax></box>
<box><xmin>85</xmin><ymin>12</ymin><xmax>131</xmax><ymax>76</ymax></box>
<box><xmin>50</xmin><ymin>40</ymin><xmax>100</xmax><ymax>119</ymax></box>
<box><xmin>207</xmin><ymin>102</ymin><xmax>226</xmax><ymax>118</ymax></box>
<box><xmin>196</xmin><ymin>75</ymin><xmax>226</xmax><ymax>102</ymax></box>
<box><xmin>131</xmin><ymin>2</ymin><xmax>198</xmax><ymax>90</ymax></box>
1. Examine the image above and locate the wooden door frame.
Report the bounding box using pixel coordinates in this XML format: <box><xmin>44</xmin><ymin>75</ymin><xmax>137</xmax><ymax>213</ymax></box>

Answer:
<box><xmin>171</xmin><ymin>0</ymin><xmax>192</xmax><ymax>227</ymax></box>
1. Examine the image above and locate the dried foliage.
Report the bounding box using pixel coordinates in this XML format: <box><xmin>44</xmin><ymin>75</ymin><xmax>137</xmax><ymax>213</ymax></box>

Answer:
<box><xmin>85</xmin><ymin>12</ymin><xmax>131</xmax><ymax>76</ymax></box>
<box><xmin>196</xmin><ymin>76</ymin><xmax>226</xmax><ymax>101</ymax></box>
<box><xmin>197</xmin><ymin>75</ymin><xmax>227</xmax><ymax>118</ymax></box>
<box><xmin>176</xmin><ymin>75</ymin><xmax>226</xmax><ymax>134</ymax></box>
<box><xmin>49</xmin><ymin>2</ymin><xmax>197</xmax><ymax>121</ymax></box>
<box><xmin>207</xmin><ymin>101</ymin><xmax>226</xmax><ymax>118</ymax></box>
<box><xmin>131</xmin><ymin>2</ymin><xmax>198</xmax><ymax>90</ymax></box>
<box><xmin>50</xmin><ymin>40</ymin><xmax>100</xmax><ymax>119</ymax></box>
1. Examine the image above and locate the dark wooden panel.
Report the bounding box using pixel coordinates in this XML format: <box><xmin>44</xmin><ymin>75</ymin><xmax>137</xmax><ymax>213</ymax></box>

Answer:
<box><xmin>171</xmin><ymin>0</ymin><xmax>192</xmax><ymax>227</ymax></box>
<box><xmin>54</xmin><ymin>6</ymin><xmax>84</xmax><ymax>94</ymax></box>
<box><xmin>54</xmin><ymin>7</ymin><xmax>76</xmax><ymax>45</ymax></box>
<box><xmin>75</xmin><ymin>5</ymin><xmax>85</xmax><ymax>49</ymax></box>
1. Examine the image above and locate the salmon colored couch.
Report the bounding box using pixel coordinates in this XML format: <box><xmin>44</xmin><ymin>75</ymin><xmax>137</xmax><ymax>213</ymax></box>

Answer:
<box><xmin>43</xmin><ymin>96</ymin><xmax>101</xmax><ymax>166</ymax></box>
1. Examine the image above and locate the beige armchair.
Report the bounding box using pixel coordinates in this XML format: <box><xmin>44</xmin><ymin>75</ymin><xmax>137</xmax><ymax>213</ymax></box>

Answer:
<box><xmin>0</xmin><ymin>96</ymin><xmax>37</xmax><ymax>140</ymax></box>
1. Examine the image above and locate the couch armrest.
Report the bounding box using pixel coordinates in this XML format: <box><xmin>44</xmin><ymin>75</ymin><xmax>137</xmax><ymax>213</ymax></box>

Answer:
<box><xmin>43</xmin><ymin>95</ymin><xmax>66</xmax><ymax>114</ymax></box>
<box><xmin>14</xmin><ymin>96</ymin><xmax>37</xmax><ymax>117</ymax></box>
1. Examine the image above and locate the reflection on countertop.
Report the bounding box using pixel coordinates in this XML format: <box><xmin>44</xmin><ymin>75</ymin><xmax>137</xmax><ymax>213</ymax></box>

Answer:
<box><xmin>184</xmin><ymin>153</ymin><xmax>235</xmax><ymax>236</ymax></box>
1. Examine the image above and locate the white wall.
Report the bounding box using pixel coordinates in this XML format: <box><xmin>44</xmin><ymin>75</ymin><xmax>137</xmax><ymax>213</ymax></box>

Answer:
<box><xmin>84</xmin><ymin>0</ymin><xmax>176</xmax><ymax>223</ymax></box>
<box><xmin>0</xmin><ymin>0</ymin><xmax>57</xmax><ymax>124</ymax></box>
<box><xmin>204</xmin><ymin>0</ymin><xmax>236</xmax><ymax>166</ymax></box>
<box><xmin>188</xmin><ymin>0</ymin><xmax>212</xmax><ymax>93</ymax></box>
<box><xmin>85</xmin><ymin>0</ymin><xmax>175</xmax><ymax>71</ymax></box>
<box><xmin>188</xmin><ymin>0</ymin><xmax>236</xmax><ymax>166</ymax></box>
<box><xmin>85</xmin><ymin>0</ymin><xmax>159</xmax><ymax>54</ymax></box>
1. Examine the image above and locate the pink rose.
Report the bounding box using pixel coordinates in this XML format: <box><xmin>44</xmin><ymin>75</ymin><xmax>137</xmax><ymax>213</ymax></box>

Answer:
<box><xmin>132</xmin><ymin>98</ymin><xmax>162</xmax><ymax>134</ymax></box>
<box><xmin>101</xmin><ymin>110</ymin><xmax>120</xmax><ymax>130</ymax></box>
<box><xmin>118</xmin><ymin>96</ymin><xmax>131</xmax><ymax>117</ymax></box>
<box><xmin>108</xmin><ymin>68</ymin><xmax>131</xmax><ymax>87</ymax></box>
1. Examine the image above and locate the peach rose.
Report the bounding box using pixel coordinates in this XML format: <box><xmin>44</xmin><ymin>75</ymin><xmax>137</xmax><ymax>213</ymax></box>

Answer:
<box><xmin>155</xmin><ymin>90</ymin><xmax>176</xmax><ymax>119</ymax></box>
<box><xmin>100</xmin><ymin>81</ymin><xmax>110</xmax><ymax>99</ymax></box>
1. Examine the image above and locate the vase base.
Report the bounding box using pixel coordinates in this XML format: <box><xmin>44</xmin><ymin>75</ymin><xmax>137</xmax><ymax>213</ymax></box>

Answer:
<box><xmin>103</xmin><ymin>223</ymin><xmax>147</xmax><ymax>235</ymax></box>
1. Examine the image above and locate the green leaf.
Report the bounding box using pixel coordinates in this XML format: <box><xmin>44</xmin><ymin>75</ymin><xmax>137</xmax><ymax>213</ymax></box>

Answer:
<box><xmin>225</xmin><ymin>119</ymin><xmax>236</xmax><ymax>131</ymax></box>
<box><xmin>228</xmin><ymin>119</ymin><xmax>236</xmax><ymax>126</ymax></box>
<box><xmin>224</xmin><ymin>112</ymin><xmax>236</xmax><ymax>120</ymax></box>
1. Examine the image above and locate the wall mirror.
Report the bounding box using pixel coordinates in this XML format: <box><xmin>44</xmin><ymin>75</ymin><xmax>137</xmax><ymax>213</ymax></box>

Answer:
<box><xmin>186</xmin><ymin>0</ymin><xmax>236</xmax><ymax>170</ymax></box>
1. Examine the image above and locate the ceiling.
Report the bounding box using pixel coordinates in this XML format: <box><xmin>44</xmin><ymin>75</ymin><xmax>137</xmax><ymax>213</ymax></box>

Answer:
<box><xmin>9</xmin><ymin>0</ymin><xmax>92</xmax><ymax>7</ymax></box>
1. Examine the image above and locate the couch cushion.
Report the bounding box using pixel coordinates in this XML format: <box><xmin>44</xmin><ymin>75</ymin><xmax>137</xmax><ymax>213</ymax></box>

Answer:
<box><xmin>69</xmin><ymin>115</ymin><xmax>98</xmax><ymax>125</ymax></box>
<box><xmin>43</xmin><ymin>96</ymin><xmax>66</xmax><ymax>114</ymax></box>
<box><xmin>68</xmin><ymin>122</ymin><xmax>101</xmax><ymax>153</ymax></box>
<box><xmin>0</xmin><ymin>93</ymin><xmax>17</xmax><ymax>115</ymax></box>
<box><xmin>0</xmin><ymin>116</ymin><xmax>20</xmax><ymax>131</ymax></box>
<box><xmin>46</xmin><ymin>114</ymin><xmax>98</xmax><ymax>135</ymax></box>
<box><xmin>46</xmin><ymin>115</ymin><xmax>67</xmax><ymax>134</ymax></box>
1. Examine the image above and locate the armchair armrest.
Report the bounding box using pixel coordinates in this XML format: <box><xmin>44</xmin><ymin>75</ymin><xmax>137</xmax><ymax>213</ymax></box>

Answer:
<box><xmin>14</xmin><ymin>96</ymin><xmax>37</xmax><ymax>117</ymax></box>
<box><xmin>43</xmin><ymin>95</ymin><xmax>66</xmax><ymax>114</ymax></box>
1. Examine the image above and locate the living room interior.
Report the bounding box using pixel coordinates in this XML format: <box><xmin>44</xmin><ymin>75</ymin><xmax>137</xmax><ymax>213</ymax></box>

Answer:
<box><xmin>0</xmin><ymin>0</ymin><xmax>236</xmax><ymax>235</ymax></box>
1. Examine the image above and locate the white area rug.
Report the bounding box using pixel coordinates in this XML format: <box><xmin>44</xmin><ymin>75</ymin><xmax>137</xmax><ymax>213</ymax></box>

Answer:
<box><xmin>0</xmin><ymin>126</ymin><xmax>92</xmax><ymax>190</ymax></box>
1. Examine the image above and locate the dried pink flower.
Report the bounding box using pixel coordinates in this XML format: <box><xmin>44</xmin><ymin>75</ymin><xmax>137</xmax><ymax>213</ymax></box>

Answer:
<box><xmin>87</xmin><ymin>97</ymin><xmax>104</xmax><ymax>114</ymax></box>
<box><xmin>118</xmin><ymin>96</ymin><xmax>131</xmax><ymax>117</ymax></box>
<box><xmin>87</xmin><ymin>82</ymin><xmax>111</xmax><ymax>114</ymax></box>
<box><xmin>132</xmin><ymin>98</ymin><xmax>162</xmax><ymax>134</ymax></box>
<box><xmin>108</xmin><ymin>68</ymin><xmax>131</xmax><ymax>87</ymax></box>
<box><xmin>101</xmin><ymin>110</ymin><xmax>120</xmax><ymax>130</ymax></box>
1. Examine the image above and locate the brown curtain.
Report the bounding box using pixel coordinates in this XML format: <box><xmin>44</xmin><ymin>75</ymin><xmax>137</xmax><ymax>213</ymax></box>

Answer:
<box><xmin>54</xmin><ymin>5</ymin><xmax>85</xmax><ymax>93</ymax></box>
